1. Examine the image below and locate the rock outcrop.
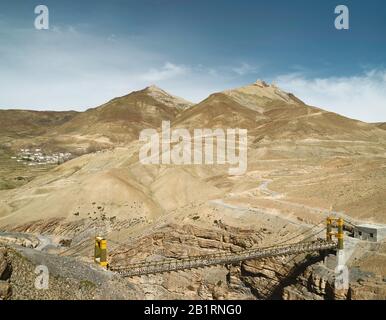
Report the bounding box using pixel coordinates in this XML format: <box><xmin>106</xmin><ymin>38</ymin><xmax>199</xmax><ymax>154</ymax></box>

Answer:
<box><xmin>282</xmin><ymin>259</ymin><xmax>386</xmax><ymax>300</ymax></box>
<box><xmin>0</xmin><ymin>248</ymin><xmax>12</xmax><ymax>300</ymax></box>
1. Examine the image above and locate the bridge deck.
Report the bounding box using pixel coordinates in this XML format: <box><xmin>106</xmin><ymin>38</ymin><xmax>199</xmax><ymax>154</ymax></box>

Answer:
<box><xmin>110</xmin><ymin>240</ymin><xmax>336</xmax><ymax>277</ymax></box>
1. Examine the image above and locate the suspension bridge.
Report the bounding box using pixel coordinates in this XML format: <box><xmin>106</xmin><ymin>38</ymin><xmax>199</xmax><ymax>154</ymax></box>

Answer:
<box><xmin>92</xmin><ymin>217</ymin><xmax>346</xmax><ymax>277</ymax></box>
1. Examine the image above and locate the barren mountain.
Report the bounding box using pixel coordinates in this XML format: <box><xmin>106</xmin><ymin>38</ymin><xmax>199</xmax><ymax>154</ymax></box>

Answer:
<box><xmin>178</xmin><ymin>80</ymin><xmax>386</xmax><ymax>144</ymax></box>
<box><xmin>1</xmin><ymin>86</ymin><xmax>192</xmax><ymax>155</ymax></box>
<box><xmin>54</xmin><ymin>85</ymin><xmax>193</xmax><ymax>144</ymax></box>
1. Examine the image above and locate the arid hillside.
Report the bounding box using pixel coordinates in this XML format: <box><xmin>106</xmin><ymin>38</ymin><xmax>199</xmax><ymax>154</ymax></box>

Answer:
<box><xmin>0</xmin><ymin>109</ymin><xmax>77</xmax><ymax>138</ymax></box>
<box><xmin>178</xmin><ymin>81</ymin><xmax>386</xmax><ymax>143</ymax></box>
<box><xmin>375</xmin><ymin>122</ymin><xmax>386</xmax><ymax>130</ymax></box>
<box><xmin>54</xmin><ymin>85</ymin><xmax>192</xmax><ymax>144</ymax></box>
<box><xmin>1</xmin><ymin>80</ymin><xmax>386</xmax><ymax>225</ymax></box>
<box><xmin>0</xmin><ymin>80</ymin><xmax>385</xmax><ymax>300</ymax></box>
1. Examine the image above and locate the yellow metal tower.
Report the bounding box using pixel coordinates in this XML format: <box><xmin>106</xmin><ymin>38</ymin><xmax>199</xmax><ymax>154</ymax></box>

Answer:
<box><xmin>326</xmin><ymin>217</ymin><xmax>344</xmax><ymax>250</ymax></box>
<box><xmin>94</xmin><ymin>236</ymin><xmax>108</xmax><ymax>267</ymax></box>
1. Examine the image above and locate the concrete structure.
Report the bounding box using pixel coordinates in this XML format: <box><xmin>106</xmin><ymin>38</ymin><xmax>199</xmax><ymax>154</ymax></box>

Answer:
<box><xmin>353</xmin><ymin>224</ymin><xmax>386</xmax><ymax>242</ymax></box>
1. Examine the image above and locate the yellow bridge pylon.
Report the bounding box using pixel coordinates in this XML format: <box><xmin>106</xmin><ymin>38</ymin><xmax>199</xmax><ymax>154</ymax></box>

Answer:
<box><xmin>326</xmin><ymin>217</ymin><xmax>344</xmax><ymax>250</ymax></box>
<box><xmin>94</xmin><ymin>236</ymin><xmax>108</xmax><ymax>268</ymax></box>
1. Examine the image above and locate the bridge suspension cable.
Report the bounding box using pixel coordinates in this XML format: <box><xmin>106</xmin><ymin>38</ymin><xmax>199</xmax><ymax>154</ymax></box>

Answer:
<box><xmin>273</xmin><ymin>219</ymin><xmax>326</xmax><ymax>247</ymax></box>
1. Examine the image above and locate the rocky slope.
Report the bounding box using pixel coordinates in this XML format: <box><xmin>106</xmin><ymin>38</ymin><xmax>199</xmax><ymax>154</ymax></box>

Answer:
<box><xmin>0</xmin><ymin>247</ymin><xmax>12</xmax><ymax>299</ymax></box>
<box><xmin>283</xmin><ymin>257</ymin><xmax>386</xmax><ymax>300</ymax></box>
<box><xmin>375</xmin><ymin>122</ymin><xmax>386</xmax><ymax>130</ymax></box>
<box><xmin>0</xmin><ymin>110</ymin><xmax>77</xmax><ymax>139</ymax></box>
<box><xmin>0</xmin><ymin>245</ymin><xmax>147</xmax><ymax>300</ymax></box>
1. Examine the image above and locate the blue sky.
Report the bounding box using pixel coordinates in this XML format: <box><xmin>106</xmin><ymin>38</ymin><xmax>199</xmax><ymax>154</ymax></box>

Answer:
<box><xmin>0</xmin><ymin>0</ymin><xmax>386</xmax><ymax>122</ymax></box>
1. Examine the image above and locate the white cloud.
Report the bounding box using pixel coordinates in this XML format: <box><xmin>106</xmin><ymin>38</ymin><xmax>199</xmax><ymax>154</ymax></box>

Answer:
<box><xmin>0</xmin><ymin>25</ymin><xmax>181</xmax><ymax>110</ymax></box>
<box><xmin>0</xmin><ymin>23</ymin><xmax>254</xmax><ymax>110</ymax></box>
<box><xmin>274</xmin><ymin>70</ymin><xmax>386</xmax><ymax>122</ymax></box>
<box><xmin>0</xmin><ymin>19</ymin><xmax>267</xmax><ymax>110</ymax></box>
<box><xmin>232</xmin><ymin>63</ymin><xmax>259</xmax><ymax>76</ymax></box>
<box><xmin>141</xmin><ymin>62</ymin><xmax>189</xmax><ymax>82</ymax></box>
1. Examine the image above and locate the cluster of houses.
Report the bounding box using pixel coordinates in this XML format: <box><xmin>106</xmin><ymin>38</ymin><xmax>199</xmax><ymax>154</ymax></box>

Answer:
<box><xmin>12</xmin><ymin>148</ymin><xmax>72</xmax><ymax>166</ymax></box>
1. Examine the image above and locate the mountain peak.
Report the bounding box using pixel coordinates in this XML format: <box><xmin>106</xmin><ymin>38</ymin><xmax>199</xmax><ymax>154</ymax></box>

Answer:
<box><xmin>143</xmin><ymin>84</ymin><xmax>167</xmax><ymax>93</ymax></box>
<box><xmin>221</xmin><ymin>79</ymin><xmax>301</xmax><ymax>112</ymax></box>
<box><xmin>142</xmin><ymin>85</ymin><xmax>193</xmax><ymax>110</ymax></box>
<box><xmin>253</xmin><ymin>79</ymin><xmax>269</xmax><ymax>88</ymax></box>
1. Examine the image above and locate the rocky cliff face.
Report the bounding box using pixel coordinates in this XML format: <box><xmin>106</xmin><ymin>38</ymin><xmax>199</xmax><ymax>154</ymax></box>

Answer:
<box><xmin>109</xmin><ymin>222</ymin><xmax>328</xmax><ymax>300</ymax></box>
<box><xmin>282</xmin><ymin>258</ymin><xmax>386</xmax><ymax>300</ymax></box>
<box><xmin>110</xmin><ymin>222</ymin><xmax>267</xmax><ymax>265</ymax></box>
<box><xmin>0</xmin><ymin>248</ymin><xmax>12</xmax><ymax>299</ymax></box>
